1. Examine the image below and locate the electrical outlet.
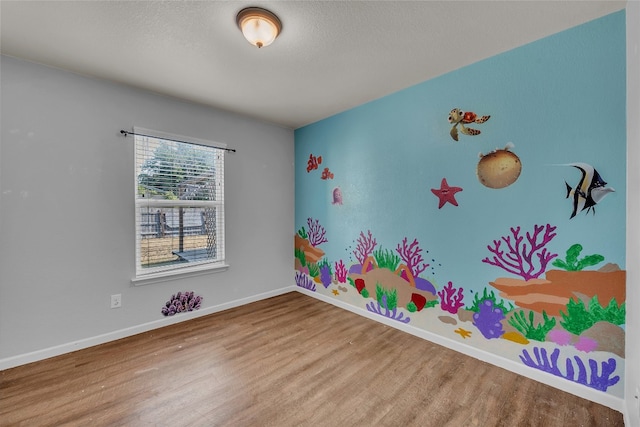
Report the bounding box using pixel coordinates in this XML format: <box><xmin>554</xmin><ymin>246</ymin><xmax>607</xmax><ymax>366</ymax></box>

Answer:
<box><xmin>110</xmin><ymin>294</ymin><xmax>122</xmax><ymax>309</ymax></box>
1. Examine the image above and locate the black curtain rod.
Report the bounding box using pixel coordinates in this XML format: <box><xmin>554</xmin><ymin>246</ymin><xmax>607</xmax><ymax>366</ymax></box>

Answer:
<box><xmin>120</xmin><ymin>130</ymin><xmax>236</xmax><ymax>153</ymax></box>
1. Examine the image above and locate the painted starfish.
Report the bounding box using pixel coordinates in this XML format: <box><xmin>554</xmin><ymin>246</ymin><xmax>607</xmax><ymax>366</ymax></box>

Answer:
<box><xmin>332</xmin><ymin>289</ymin><xmax>340</xmax><ymax>296</ymax></box>
<box><xmin>454</xmin><ymin>328</ymin><xmax>472</xmax><ymax>339</ymax></box>
<box><xmin>431</xmin><ymin>178</ymin><xmax>463</xmax><ymax>209</ymax></box>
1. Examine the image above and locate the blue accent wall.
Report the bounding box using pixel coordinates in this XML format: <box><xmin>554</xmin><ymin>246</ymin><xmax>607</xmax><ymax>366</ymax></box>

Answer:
<box><xmin>295</xmin><ymin>11</ymin><xmax>626</xmax><ymax>398</ymax></box>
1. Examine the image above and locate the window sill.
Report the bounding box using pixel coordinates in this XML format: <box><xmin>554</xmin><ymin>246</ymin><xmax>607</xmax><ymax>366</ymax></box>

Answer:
<box><xmin>131</xmin><ymin>263</ymin><xmax>229</xmax><ymax>286</ymax></box>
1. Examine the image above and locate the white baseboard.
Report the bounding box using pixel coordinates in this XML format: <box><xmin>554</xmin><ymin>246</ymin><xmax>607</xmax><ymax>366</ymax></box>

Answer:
<box><xmin>295</xmin><ymin>287</ymin><xmax>625</xmax><ymax>413</ymax></box>
<box><xmin>624</xmin><ymin>406</ymin><xmax>631</xmax><ymax>427</ymax></box>
<box><xmin>0</xmin><ymin>286</ymin><xmax>295</xmax><ymax>371</ymax></box>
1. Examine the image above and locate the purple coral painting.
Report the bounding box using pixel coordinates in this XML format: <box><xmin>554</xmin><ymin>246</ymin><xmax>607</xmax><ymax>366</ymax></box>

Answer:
<box><xmin>161</xmin><ymin>291</ymin><xmax>202</xmax><ymax>316</ymax></box>
<box><xmin>366</xmin><ymin>295</ymin><xmax>411</xmax><ymax>324</ymax></box>
<box><xmin>307</xmin><ymin>217</ymin><xmax>328</xmax><ymax>246</ymax></box>
<box><xmin>396</xmin><ymin>237</ymin><xmax>429</xmax><ymax>280</ymax></box>
<box><xmin>319</xmin><ymin>263</ymin><xmax>332</xmax><ymax>288</ymax></box>
<box><xmin>295</xmin><ymin>272</ymin><xmax>316</xmax><ymax>292</ymax></box>
<box><xmin>395</xmin><ymin>237</ymin><xmax>436</xmax><ymax>293</ymax></box>
<box><xmin>520</xmin><ymin>347</ymin><xmax>619</xmax><ymax>392</ymax></box>
<box><xmin>352</xmin><ymin>230</ymin><xmax>377</xmax><ymax>267</ymax></box>
<box><xmin>473</xmin><ymin>300</ymin><xmax>505</xmax><ymax>339</ymax></box>
<box><xmin>482</xmin><ymin>224</ymin><xmax>557</xmax><ymax>281</ymax></box>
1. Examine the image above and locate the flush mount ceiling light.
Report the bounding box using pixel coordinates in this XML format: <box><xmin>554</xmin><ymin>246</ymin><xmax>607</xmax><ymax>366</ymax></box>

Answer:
<box><xmin>236</xmin><ymin>7</ymin><xmax>282</xmax><ymax>48</ymax></box>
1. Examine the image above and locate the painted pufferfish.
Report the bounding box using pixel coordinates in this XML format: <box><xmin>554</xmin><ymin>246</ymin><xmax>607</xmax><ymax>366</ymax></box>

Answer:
<box><xmin>476</xmin><ymin>143</ymin><xmax>522</xmax><ymax>189</ymax></box>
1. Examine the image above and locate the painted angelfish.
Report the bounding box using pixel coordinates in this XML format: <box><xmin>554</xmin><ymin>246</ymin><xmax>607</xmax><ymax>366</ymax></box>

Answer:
<box><xmin>565</xmin><ymin>163</ymin><xmax>615</xmax><ymax>219</ymax></box>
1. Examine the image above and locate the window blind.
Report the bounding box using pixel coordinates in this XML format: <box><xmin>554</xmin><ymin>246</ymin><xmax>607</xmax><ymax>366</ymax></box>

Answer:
<box><xmin>134</xmin><ymin>128</ymin><xmax>225</xmax><ymax>277</ymax></box>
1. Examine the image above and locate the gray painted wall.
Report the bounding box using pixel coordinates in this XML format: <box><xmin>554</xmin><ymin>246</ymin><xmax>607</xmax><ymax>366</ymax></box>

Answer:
<box><xmin>0</xmin><ymin>55</ymin><xmax>294</xmax><ymax>364</ymax></box>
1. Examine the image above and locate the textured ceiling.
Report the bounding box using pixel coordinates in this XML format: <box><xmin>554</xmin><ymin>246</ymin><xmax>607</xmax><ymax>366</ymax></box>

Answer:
<box><xmin>0</xmin><ymin>1</ymin><xmax>626</xmax><ymax>129</ymax></box>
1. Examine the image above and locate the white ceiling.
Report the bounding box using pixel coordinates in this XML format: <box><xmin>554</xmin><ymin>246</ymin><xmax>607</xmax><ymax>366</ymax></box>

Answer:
<box><xmin>0</xmin><ymin>1</ymin><xmax>626</xmax><ymax>129</ymax></box>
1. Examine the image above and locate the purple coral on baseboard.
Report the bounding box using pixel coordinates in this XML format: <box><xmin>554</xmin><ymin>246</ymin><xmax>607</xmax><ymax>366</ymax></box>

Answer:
<box><xmin>519</xmin><ymin>347</ymin><xmax>620</xmax><ymax>392</ymax></box>
<box><xmin>366</xmin><ymin>295</ymin><xmax>411</xmax><ymax>324</ymax></box>
<box><xmin>295</xmin><ymin>272</ymin><xmax>316</xmax><ymax>291</ymax></box>
<box><xmin>335</xmin><ymin>259</ymin><xmax>348</xmax><ymax>283</ymax></box>
<box><xmin>482</xmin><ymin>224</ymin><xmax>558</xmax><ymax>281</ymax></box>
<box><xmin>161</xmin><ymin>291</ymin><xmax>202</xmax><ymax>316</ymax></box>
<box><xmin>353</xmin><ymin>230</ymin><xmax>377</xmax><ymax>264</ymax></box>
<box><xmin>396</xmin><ymin>237</ymin><xmax>430</xmax><ymax>279</ymax></box>
<box><xmin>307</xmin><ymin>217</ymin><xmax>328</xmax><ymax>246</ymax></box>
<box><xmin>473</xmin><ymin>300</ymin><xmax>505</xmax><ymax>339</ymax></box>
<box><xmin>438</xmin><ymin>281</ymin><xmax>465</xmax><ymax>314</ymax></box>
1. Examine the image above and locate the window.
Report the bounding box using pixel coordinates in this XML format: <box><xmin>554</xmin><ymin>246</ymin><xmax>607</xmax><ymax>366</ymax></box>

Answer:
<box><xmin>132</xmin><ymin>128</ymin><xmax>226</xmax><ymax>283</ymax></box>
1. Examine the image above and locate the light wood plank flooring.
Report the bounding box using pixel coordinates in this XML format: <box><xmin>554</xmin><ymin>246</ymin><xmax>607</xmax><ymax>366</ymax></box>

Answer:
<box><xmin>0</xmin><ymin>292</ymin><xmax>623</xmax><ymax>426</ymax></box>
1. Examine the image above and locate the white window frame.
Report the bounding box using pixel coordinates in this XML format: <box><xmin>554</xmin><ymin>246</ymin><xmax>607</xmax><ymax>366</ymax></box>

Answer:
<box><xmin>131</xmin><ymin>127</ymin><xmax>228</xmax><ymax>285</ymax></box>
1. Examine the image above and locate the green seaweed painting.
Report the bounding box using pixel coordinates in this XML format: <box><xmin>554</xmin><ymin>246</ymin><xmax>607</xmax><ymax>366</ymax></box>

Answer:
<box><xmin>552</xmin><ymin>244</ymin><xmax>604</xmax><ymax>271</ymax></box>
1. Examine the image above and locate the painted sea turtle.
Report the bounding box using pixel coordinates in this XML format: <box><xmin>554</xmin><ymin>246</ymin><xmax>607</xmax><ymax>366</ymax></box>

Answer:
<box><xmin>448</xmin><ymin>108</ymin><xmax>490</xmax><ymax>141</ymax></box>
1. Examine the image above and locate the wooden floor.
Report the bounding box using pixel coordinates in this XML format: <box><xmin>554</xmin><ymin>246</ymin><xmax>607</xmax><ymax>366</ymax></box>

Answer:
<box><xmin>1</xmin><ymin>292</ymin><xmax>623</xmax><ymax>427</ymax></box>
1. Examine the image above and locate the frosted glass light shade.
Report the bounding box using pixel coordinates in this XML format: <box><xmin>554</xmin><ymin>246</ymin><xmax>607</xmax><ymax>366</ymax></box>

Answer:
<box><xmin>236</xmin><ymin>7</ymin><xmax>282</xmax><ymax>48</ymax></box>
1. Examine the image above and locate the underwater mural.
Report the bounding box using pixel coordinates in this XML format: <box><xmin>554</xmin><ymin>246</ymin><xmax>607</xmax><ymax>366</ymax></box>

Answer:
<box><xmin>293</xmin><ymin>225</ymin><xmax>625</xmax><ymax>394</ymax></box>
<box><xmin>294</xmin><ymin>11</ymin><xmax>626</xmax><ymax>399</ymax></box>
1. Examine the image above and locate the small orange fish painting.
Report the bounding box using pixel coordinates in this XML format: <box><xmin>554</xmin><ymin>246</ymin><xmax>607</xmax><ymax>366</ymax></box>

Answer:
<box><xmin>448</xmin><ymin>108</ymin><xmax>490</xmax><ymax>141</ymax></box>
<box><xmin>321</xmin><ymin>167</ymin><xmax>334</xmax><ymax>180</ymax></box>
<box><xmin>307</xmin><ymin>154</ymin><xmax>322</xmax><ymax>172</ymax></box>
